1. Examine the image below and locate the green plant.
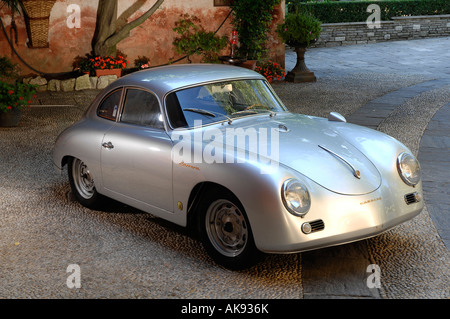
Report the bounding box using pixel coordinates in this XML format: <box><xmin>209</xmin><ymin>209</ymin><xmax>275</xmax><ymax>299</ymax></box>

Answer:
<box><xmin>0</xmin><ymin>81</ymin><xmax>37</xmax><ymax>113</ymax></box>
<box><xmin>0</xmin><ymin>55</ymin><xmax>19</xmax><ymax>81</ymax></box>
<box><xmin>255</xmin><ymin>60</ymin><xmax>285</xmax><ymax>82</ymax></box>
<box><xmin>0</xmin><ymin>55</ymin><xmax>36</xmax><ymax>113</ymax></box>
<box><xmin>276</xmin><ymin>12</ymin><xmax>322</xmax><ymax>47</ymax></box>
<box><xmin>0</xmin><ymin>0</ymin><xmax>22</xmax><ymax>14</ymax></box>
<box><xmin>287</xmin><ymin>0</ymin><xmax>450</xmax><ymax>23</ymax></box>
<box><xmin>72</xmin><ymin>54</ymin><xmax>95</xmax><ymax>73</ymax></box>
<box><xmin>230</xmin><ymin>0</ymin><xmax>281</xmax><ymax>60</ymax></box>
<box><xmin>172</xmin><ymin>14</ymin><xmax>227</xmax><ymax>63</ymax></box>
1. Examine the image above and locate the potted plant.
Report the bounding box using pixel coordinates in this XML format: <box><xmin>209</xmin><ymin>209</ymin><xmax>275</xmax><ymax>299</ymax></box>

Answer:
<box><xmin>72</xmin><ymin>54</ymin><xmax>94</xmax><ymax>75</ymax></box>
<box><xmin>90</xmin><ymin>54</ymin><xmax>128</xmax><ymax>78</ymax></box>
<box><xmin>230</xmin><ymin>0</ymin><xmax>281</xmax><ymax>68</ymax></box>
<box><xmin>0</xmin><ymin>56</ymin><xmax>37</xmax><ymax>127</ymax></box>
<box><xmin>255</xmin><ymin>60</ymin><xmax>285</xmax><ymax>83</ymax></box>
<box><xmin>276</xmin><ymin>12</ymin><xmax>321</xmax><ymax>82</ymax></box>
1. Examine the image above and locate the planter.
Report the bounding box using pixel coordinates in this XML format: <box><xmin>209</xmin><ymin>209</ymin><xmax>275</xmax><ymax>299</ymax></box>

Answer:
<box><xmin>95</xmin><ymin>69</ymin><xmax>122</xmax><ymax>78</ymax></box>
<box><xmin>285</xmin><ymin>44</ymin><xmax>316</xmax><ymax>83</ymax></box>
<box><xmin>21</xmin><ymin>0</ymin><xmax>56</xmax><ymax>48</ymax></box>
<box><xmin>0</xmin><ymin>108</ymin><xmax>21</xmax><ymax>127</ymax></box>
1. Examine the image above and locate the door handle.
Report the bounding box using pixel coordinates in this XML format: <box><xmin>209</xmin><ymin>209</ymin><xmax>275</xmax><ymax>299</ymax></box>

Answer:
<box><xmin>102</xmin><ymin>141</ymin><xmax>114</xmax><ymax>149</ymax></box>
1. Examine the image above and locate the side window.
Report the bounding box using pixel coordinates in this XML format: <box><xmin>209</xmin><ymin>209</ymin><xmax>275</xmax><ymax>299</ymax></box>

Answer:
<box><xmin>121</xmin><ymin>89</ymin><xmax>164</xmax><ymax>129</ymax></box>
<box><xmin>97</xmin><ymin>89</ymin><xmax>122</xmax><ymax>121</ymax></box>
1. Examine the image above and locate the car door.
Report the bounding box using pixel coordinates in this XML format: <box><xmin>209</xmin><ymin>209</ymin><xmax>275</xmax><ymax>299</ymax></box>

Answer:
<box><xmin>100</xmin><ymin>87</ymin><xmax>174</xmax><ymax>213</ymax></box>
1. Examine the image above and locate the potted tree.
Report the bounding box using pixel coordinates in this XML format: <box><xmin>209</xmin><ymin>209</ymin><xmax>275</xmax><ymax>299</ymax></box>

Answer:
<box><xmin>276</xmin><ymin>12</ymin><xmax>321</xmax><ymax>82</ymax></box>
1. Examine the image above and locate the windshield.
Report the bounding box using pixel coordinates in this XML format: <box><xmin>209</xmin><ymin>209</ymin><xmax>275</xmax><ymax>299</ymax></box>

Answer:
<box><xmin>165</xmin><ymin>79</ymin><xmax>286</xmax><ymax>129</ymax></box>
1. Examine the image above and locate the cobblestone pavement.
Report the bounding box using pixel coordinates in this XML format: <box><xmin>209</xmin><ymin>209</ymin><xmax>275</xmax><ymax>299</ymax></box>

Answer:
<box><xmin>0</xmin><ymin>37</ymin><xmax>449</xmax><ymax>300</ymax></box>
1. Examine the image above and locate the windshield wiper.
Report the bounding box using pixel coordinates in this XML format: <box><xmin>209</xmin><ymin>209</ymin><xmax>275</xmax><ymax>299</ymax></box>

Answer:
<box><xmin>184</xmin><ymin>108</ymin><xmax>216</xmax><ymax>117</ymax></box>
<box><xmin>184</xmin><ymin>108</ymin><xmax>233</xmax><ymax>125</ymax></box>
<box><xmin>232</xmin><ymin>107</ymin><xmax>277</xmax><ymax>118</ymax></box>
<box><xmin>231</xmin><ymin>109</ymin><xmax>258</xmax><ymax>116</ymax></box>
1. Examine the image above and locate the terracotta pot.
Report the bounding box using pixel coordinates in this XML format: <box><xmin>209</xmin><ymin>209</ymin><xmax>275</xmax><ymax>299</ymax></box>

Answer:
<box><xmin>95</xmin><ymin>69</ymin><xmax>122</xmax><ymax>78</ymax></box>
<box><xmin>0</xmin><ymin>108</ymin><xmax>21</xmax><ymax>127</ymax></box>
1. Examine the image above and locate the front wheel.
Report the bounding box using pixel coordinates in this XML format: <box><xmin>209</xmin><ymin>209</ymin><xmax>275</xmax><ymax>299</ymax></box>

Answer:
<box><xmin>68</xmin><ymin>157</ymin><xmax>102</xmax><ymax>209</ymax></box>
<box><xmin>197</xmin><ymin>190</ymin><xmax>261</xmax><ymax>269</ymax></box>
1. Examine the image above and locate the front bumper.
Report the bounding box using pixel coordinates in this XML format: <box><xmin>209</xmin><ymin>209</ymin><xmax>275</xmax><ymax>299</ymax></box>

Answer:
<box><xmin>266</xmin><ymin>204</ymin><xmax>422</xmax><ymax>254</ymax></box>
<box><xmin>250</xmin><ymin>181</ymin><xmax>424</xmax><ymax>254</ymax></box>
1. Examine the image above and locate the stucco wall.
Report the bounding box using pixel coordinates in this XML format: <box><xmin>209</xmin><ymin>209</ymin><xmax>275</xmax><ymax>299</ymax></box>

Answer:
<box><xmin>0</xmin><ymin>0</ymin><xmax>285</xmax><ymax>76</ymax></box>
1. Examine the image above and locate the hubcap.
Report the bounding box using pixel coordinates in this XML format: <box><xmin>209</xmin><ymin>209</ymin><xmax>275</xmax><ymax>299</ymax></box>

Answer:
<box><xmin>72</xmin><ymin>158</ymin><xmax>95</xmax><ymax>199</ymax></box>
<box><xmin>206</xmin><ymin>199</ymin><xmax>248</xmax><ymax>257</ymax></box>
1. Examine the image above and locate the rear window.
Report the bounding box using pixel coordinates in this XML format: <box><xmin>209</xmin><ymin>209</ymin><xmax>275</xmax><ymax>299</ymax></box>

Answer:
<box><xmin>120</xmin><ymin>89</ymin><xmax>163</xmax><ymax>129</ymax></box>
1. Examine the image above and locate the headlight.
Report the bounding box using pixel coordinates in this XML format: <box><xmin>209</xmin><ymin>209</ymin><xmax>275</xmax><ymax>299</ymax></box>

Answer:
<box><xmin>397</xmin><ymin>152</ymin><xmax>421</xmax><ymax>186</ymax></box>
<box><xmin>281</xmin><ymin>178</ymin><xmax>311</xmax><ymax>217</ymax></box>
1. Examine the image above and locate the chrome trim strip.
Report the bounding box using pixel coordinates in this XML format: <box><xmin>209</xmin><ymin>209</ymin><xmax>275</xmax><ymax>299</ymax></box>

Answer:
<box><xmin>318</xmin><ymin>145</ymin><xmax>361</xmax><ymax>179</ymax></box>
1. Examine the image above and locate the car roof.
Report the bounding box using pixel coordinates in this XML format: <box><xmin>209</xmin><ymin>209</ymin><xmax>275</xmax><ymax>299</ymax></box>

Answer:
<box><xmin>108</xmin><ymin>63</ymin><xmax>265</xmax><ymax>96</ymax></box>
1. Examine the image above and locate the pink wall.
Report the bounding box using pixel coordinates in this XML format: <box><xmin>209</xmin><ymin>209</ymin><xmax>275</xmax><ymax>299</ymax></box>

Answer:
<box><xmin>0</xmin><ymin>0</ymin><xmax>285</xmax><ymax>76</ymax></box>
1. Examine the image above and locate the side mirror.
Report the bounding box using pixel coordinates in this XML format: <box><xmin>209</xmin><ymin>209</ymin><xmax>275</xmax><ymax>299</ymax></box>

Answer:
<box><xmin>328</xmin><ymin>112</ymin><xmax>347</xmax><ymax>123</ymax></box>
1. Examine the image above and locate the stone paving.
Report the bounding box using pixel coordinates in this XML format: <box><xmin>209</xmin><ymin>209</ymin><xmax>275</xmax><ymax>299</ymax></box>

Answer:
<box><xmin>0</xmin><ymin>37</ymin><xmax>448</xmax><ymax>300</ymax></box>
<box><xmin>418</xmin><ymin>102</ymin><xmax>450</xmax><ymax>249</ymax></box>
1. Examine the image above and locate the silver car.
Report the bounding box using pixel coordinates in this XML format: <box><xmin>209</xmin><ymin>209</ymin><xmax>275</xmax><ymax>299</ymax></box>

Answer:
<box><xmin>53</xmin><ymin>64</ymin><xmax>423</xmax><ymax>269</ymax></box>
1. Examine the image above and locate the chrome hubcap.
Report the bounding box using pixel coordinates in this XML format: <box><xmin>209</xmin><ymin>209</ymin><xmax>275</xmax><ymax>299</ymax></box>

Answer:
<box><xmin>72</xmin><ymin>158</ymin><xmax>95</xmax><ymax>199</ymax></box>
<box><xmin>206</xmin><ymin>199</ymin><xmax>248</xmax><ymax>257</ymax></box>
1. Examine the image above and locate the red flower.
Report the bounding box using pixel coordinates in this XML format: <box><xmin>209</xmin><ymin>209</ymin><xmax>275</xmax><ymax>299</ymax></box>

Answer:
<box><xmin>19</xmin><ymin>96</ymin><xmax>23</xmax><ymax>101</ymax></box>
<box><xmin>8</xmin><ymin>90</ymin><xmax>13</xmax><ymax>95</ymax></box>
<box><xmin>7</xmin><ymin>106</ymin><xmax>12</xmax><ymax>110</ymax></box>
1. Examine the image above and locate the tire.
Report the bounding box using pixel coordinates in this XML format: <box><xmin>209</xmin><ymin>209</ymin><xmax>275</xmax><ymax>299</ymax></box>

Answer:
<box><xmin>68</xmin><ymin>157</ymin><xmax>102</xmax><ymax>209</ymax></box>
<box><xmin>197</xmin><ymin>188</ymin><xmax>261</xmax><ymax>270</ymax></box>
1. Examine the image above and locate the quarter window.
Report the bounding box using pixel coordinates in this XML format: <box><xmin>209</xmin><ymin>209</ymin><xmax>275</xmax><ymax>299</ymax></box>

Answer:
<box><xmin>121</xmin><ymin>89</ymin><xmax>163</xmax><ymax>129</ymax></box>
<box><xmin>97</xmin><ymin>89</ymin><xmax>122</xmax><ymax>121</ymax></box>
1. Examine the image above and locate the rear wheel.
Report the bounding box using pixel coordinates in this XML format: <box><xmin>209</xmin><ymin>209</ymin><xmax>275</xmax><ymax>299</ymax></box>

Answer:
<box><xmin>68</xmin><ymin>157</ymin><xmax>102</xmax><ymax>208</ymax></box>
<box><xmin>197</xmin><ymin>189</ymin><xmax>260</xmax><ymax>269</ymax></box>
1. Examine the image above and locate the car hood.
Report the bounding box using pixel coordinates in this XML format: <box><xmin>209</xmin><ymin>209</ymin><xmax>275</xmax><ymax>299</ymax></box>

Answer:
<box><xmin>209</xmin><ymin>113</ymin><xmax>381</xmax><ymax>195</ymax></box>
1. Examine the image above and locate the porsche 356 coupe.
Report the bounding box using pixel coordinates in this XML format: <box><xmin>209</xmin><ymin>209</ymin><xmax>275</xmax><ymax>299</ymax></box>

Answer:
<box><xmin>53</xmin><ymin>64</ymin><xmax>423</xmax><ymax>269</ymax></box>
